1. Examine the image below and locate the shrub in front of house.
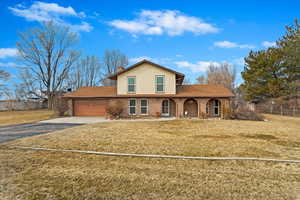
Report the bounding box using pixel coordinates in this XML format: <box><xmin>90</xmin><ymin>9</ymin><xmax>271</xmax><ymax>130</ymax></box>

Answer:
<box><xmin>230</xmin><ymin>108</ymin><xmax>265</xmax><ymax>121</ymax></box>
<box><xmin>106</xmin><ymin>100</ymin><xmax>124</xmax><ymax>119</ymax></box>
<box><xmin>53</xmin><ymin>97</ymin><xmax>69</xmax><ymax>116</ymax></box>
<box><xmin>199</xmin><ymin>112</ymin><xmax>207</xmax><ymax>119</ymax></box>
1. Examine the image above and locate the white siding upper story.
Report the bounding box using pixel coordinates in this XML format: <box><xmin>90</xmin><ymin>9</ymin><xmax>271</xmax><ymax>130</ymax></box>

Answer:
<box><xmin>117</xmin><ymin>62</ymin><xmax>176</xmax><ymax>95</ymax></box>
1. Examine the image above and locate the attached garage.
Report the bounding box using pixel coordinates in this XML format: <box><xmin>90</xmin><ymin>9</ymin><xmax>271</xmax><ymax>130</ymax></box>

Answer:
<box><xmin>73</xmin><ymin>99</ymin><xmax>107</xmax><ymax>116</ymax></box>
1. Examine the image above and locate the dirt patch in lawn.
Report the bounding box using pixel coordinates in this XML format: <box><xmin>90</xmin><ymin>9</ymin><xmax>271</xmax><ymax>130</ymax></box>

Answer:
<box><xmin>193</xmin><ymin>134</ymin><xmax>232</xmax><ymax>139</ymax></box>
<box><xmin>241</xmin><ymin>134</ymin><xmax>277</xmax><ymax>140</ymax></box>
<box><xmin>274</xmin><ymin>140</ymin><xmax>300</xmax><ymax>148</ymax></box>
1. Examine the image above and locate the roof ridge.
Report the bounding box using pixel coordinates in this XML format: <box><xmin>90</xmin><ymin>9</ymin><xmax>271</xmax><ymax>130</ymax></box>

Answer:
<box><xmin>107</xmin><ymin>59</ymin><xmax>185</xmax><ymax>80</ymax></box>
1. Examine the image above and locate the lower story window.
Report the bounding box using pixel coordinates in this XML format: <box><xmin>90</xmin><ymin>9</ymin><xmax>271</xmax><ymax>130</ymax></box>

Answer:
<box><xmin>129</xmin><ymin>99</ymin><xmax>136</xmax><ymax>115</ymax></box>
<box><xmin>214</xmin><ymin>100</ymin><xmax>219</xmax><ymax>115</ymax></box>
<box><xmin>206</xmin><ymin>103</ymin><xmax>209</xmax><ymax>114</ymax></box>
<box><xmin>162</xmin><ymin>100</ymin><xmax>169</xmax><ymax>115</ymax></box>
<box><xmin>140</xmin><ymin>99</ymin><xmax>148</xmax><ymax>114</ymax></box>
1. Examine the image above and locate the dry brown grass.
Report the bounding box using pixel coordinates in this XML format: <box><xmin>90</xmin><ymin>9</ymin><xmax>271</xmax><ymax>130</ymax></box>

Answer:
<box><xmin>0</xmin><ymin>109</ymin><xmax>54</xmax><ymax>126</ymax></box>
<box><xmin>0</xmin><ymin>114</ymin><xmax>300</xmax><ymax>199</ymax></box>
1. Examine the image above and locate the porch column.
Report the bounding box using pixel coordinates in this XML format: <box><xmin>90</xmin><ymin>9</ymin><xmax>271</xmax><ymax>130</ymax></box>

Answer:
<box><xmin>199</xmin><ymin>98</ymin><xmax>209</xmax><ymax>118</ymax></box>
<box><xmin>196</xmin><ymin>98</ymin><xmax>201</xmax><ymax>118</ymax></box>
<box><xmin>220</xmin><ymin>98</ymin><xmax>230</xmax><ymax>119</ymax></box>
<box><xmin>174</xmin><ymin>98</ymin><xmax>184</xmax><ymax>118</ymax></box>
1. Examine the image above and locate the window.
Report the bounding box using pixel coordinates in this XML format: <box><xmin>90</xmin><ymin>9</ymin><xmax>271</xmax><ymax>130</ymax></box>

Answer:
<box><xmin>140</xmin><ymin>99</ymin><xmax>148</xmax><ymax>114</ymax></box>
<box><xmin>161</xmin><ymin>100</ymin><xmax>169</xmax><ymax>116</ymax></box>
<box><xmin>213</xmin><ymin>100</ymin><xmax>219</xmax><ymax>115</ymax></box>
<box><xmin>156</xmin><ymin>75</ymin><xmax>165</xmax><ymax>93</ymax></box>
<box><xmin>129</xmin><ymin>99</ymin><xmax>136</xmax><ymax>115</ymax></box>
<box><xmin>127</xmin><ymin>77</ymin><xmax>136</xmax><ymax>93</ymax></box>
<box><xmin>206</xmin><ymin>103</ymin><xmax>209</xmax><ymax>114</ymax></box>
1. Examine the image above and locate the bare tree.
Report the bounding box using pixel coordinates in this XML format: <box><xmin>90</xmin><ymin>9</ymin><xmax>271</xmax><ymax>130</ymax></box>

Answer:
<box><xmin>16</xmin><ymin>21</ymin><xmax>80</xmax><ymax>109</ymax></box>
<box><xmin>16</xmin><ymin>68</ymin><xmax>45</xmax><ymax>101</ymax></box>
<box><xmin>196</xmin><ymin>75</ymin><xmax>207</xmax><ymax>84</ymax></box>
<box><xmin>67</xmin><ymin>55</ymin><xmax>103</xmax><ymax>90</ymax></box>
<box><xmin>101</xmin><ymin>49</ymin><xmax>128</xmax><ymax>86</ymax></box>
<box><xmin>182</xmin><ymin>77</ymin><xmax>191</xmax><ymax>85</ymax></box>
<box><xmin>196</xmin><ymin>63</ymin><xmax>236</xmax><ymax>91</ymax></box>
<box><xmin>0</xmin><ymin>70</ymin><xmax>10</xmax><ymax>98</ymax></box>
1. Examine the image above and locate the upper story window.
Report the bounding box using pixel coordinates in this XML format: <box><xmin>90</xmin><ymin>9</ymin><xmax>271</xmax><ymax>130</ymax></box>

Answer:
<box><xmin>155</xmin><ymin>75</ymin><xmax>165</xmax><ymax>93</ymax></box>
<box><xmin>127</xmin><ymin>76</ymin><xmax>136</xmax><ymax>93</ymax></box>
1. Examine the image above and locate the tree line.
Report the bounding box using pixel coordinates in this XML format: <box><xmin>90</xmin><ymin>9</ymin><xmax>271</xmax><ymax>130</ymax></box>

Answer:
<box><xmin>0</xmin><ymin>22</ymin><xmax>128</xmax><ymax>108</ymax></box>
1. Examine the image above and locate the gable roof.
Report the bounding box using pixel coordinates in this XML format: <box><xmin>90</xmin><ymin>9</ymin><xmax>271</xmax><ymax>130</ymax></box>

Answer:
<box><xmin>64</xmin><ymin>84</ymin><xmax>234</xmax><ymax>98</ymax></box>
<box><xmin>107</xmin><ymin>59</ymin><xmax>185</xmax><ymax>84</ymax></box>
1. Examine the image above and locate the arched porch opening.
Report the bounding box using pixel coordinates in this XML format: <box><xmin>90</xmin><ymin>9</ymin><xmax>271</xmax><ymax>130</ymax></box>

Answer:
<box><xmin>206</xmin><ymin>99</ymin><xmax>221</xmax><ymax>117</ymax></box>
<box><xmin>183</xmin><ymin>98</ymin><xmax>198</xmax><ymax>117</ymax></box>
<box><xmin>161</xmin><ymin>99</ymin><xmax>176</xmax><ymax>117</ymax></box>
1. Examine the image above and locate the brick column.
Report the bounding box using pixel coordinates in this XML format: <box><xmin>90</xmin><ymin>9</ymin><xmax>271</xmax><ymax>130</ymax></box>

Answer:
<box><xmin>220</xmin><ymin>98</ymin><xmax>230</xmax><ymax>119</ymax></box>
<box><xmin>174</xmin><ymin>98</ymin><xmax>184</xmax><ymax>118</ymax></box>
<box><xmin>198</xmin><ymin>98</ymin><xmax>209</xmax><ymax>118</ymax></box>
<box><xmin>67</xmin><ymin>99</ymin><xmax>73</xmax><ymax>116</ymax></box>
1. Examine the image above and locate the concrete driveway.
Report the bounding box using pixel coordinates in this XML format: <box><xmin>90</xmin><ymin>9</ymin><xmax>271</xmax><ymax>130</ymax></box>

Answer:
<box><xmin>0</xmin><ymin>117</ymin><xmax>110</xmax><ymax>144</ymax></box>
<box><xmin>0</xmin><ymin>117</ymin><xmax>176</xmax><ymax>144</ymax></box>
<box><xmin>39</xmin><ymin>117</ymin><xmax>107</xmax><ymax>124</ymax></box>
<box><xmin>0</xmin><ymin>123</ymin><xmax>83</xmax><ymax>144</ymax></box>
<box><xmin>39</xmin><ymin>117</ymin><xmax>176</xmax><ymax>124</ymax></box>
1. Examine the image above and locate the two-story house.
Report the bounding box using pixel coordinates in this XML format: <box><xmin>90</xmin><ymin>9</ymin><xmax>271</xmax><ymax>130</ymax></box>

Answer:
<box><xmin>64</xmin><ymin>59</ymin><xmax>234</xmax><ymax>118</ymax></box>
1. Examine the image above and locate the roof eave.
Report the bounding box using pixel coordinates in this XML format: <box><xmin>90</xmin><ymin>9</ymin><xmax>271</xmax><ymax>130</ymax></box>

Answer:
<box><xmin>107</xmin><ymin>59</ymin><xmax>184</xmax><ymax>80</ymax></box>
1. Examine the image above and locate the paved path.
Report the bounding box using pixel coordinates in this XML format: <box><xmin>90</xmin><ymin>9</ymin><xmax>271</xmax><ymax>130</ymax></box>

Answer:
<box><xmin>0</xmin><ymin>123</ymin><xmax>83</xmax><ymax>143</ymax></box>
<box><xmin>12</xmin><ymin>146</ymin><xmax>300</xmax><ymax>164</ymax></box>
<box><xmin>40</xmin><ymin>117</ymin><xmax>176</xmax><ymax>124</ymax></box>
<box><xmin>0</xmin><ymin>117</ymin><xmax>176</xmax><ymax>144</ymax></box>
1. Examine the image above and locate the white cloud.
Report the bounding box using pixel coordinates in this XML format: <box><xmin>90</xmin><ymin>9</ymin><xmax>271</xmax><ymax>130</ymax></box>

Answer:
<box><xmin>129</xmin><ymin>56</ymin><xmax>153</xmax><ymax>63</ymax></box>
<box><xmin>0</xmin><ymin>62</ymin><xmax>24</xmax><ymax>68</ymax></box>
<box><xmin>174</xmin><ymin>61</ymin><xmax>222</xmax><ymax>72</ymax></box>
<box><xmin>0</xmin><ymin>48</ymin><xmax>18</xmax><ymax>59</ymax></box>
<box><xmin>262</xmin><ymin>41</ymin><xmax>276</xmax><ymax>48</ymax></box>
<box><xmin>69</xmin><ymin>22</ymin><xmax>93</xmax><ymax>32</ymax></box>
<box><xmin>175</xmin><ymin>54</ymin><xmax>183</xmax><ymax>58</ymax></box>
<box><xmin>109</xmin><ymin>10</ymin><xmax>219</xmax><ymax>36</ymax></box>
<box><xmin>214</xmin><ymin>41</ymin><xmax>255</xmax><ymax>49</ymax></box>
<box><xmin>9</xmin><ymin>1</ymin><xmax>92</xmax><ymax>32</ymax></box>
<box><xmin>129</xmin><ymin>56</ymin><xmax>172</xmax><ymax>65</ymax></box>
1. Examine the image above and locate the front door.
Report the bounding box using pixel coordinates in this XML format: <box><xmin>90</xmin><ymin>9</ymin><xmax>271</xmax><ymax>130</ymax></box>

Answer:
<box><xmin>161</xmin><ymin>100</ymin><xmax>169</xmax><ymax>116</ymax></box>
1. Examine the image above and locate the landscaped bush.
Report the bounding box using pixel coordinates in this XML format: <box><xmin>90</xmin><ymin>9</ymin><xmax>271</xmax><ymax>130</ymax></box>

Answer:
<box><xmin>53</xmin><ymin>97</ymin><xmax>69</xmax><ymax>116</ymax></box>
<box><xmin>155</xmin><ymin>112</ymin><xmax>161</xmax><ymax>118</ymax></box>
<box><xmin>222</xmin><ymin>106</ymin><xmax>232</xmax><ymax>120</ymax></box>
<box><xmin>199</xmin><ymin>112</ymin><xmax>207</xmax><ymax>119</ymax></box>
<box><xmin>230</xmin><ymin>108</ymin><xmax>265</xmax><ymax>121</ymax></box>
<box><xmin>106</xmin><ymin>100</ymin><xmax>124</xmax><ymax>119</ymax></box>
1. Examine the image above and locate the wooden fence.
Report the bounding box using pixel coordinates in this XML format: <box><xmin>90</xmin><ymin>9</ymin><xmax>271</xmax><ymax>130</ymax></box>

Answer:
<box><xmin>255</xmin><ymin>102</ymin><xmax>300</xmax><ymax>117</ymax></box>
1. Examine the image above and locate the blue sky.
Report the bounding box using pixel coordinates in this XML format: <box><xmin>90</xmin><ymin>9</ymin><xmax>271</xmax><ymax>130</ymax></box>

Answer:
<box><xmin>0</xmin><ymin>0</ymin><xmax>299</xmax><ymax>88</ymax></box>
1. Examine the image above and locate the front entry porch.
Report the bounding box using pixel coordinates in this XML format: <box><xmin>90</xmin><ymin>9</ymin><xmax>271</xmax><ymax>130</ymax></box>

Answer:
<box><xmin>161</xmin><ymin>99</ymin><xmax>176</xmax><ymax>117</ymax></box>
<box><xmin>167</xmin><ymin>97</ymin><xmax>230</xmax><ymax>119</ymax></box>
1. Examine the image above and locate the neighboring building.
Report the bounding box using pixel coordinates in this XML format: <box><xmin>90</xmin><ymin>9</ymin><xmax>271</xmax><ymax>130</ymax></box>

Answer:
<box><xmin>64</xmin><ymin>60</ymin><xmax>234</xmax><ymax>118</ymax></box>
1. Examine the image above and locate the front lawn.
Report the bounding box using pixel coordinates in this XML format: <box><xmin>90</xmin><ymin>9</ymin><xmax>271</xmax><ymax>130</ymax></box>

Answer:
<box><xmin>0</xmin><ymin>109</ymin><xmax>54</xmax><ymax>126</ymax></box>
<box><xmin>0</xmin><ymin>114</ymin><xmax>300</xmax><ymax>199</ymax></box>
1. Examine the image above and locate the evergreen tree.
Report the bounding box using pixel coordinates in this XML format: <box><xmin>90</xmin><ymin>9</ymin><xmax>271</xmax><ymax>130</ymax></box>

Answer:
<box><xmin>277</xmin><ymin>19</ymin><xmax>300</xmax><ymax>95</ymax></box>
<box><xmin>241</xmin><ymin>48</ymin><xmax>287</xmax><ymax>101</ymax></box>
<box><xmin>241</xmin><ymin>19</ymin><xmax>300</xmax><ymax>102</ymax></box>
